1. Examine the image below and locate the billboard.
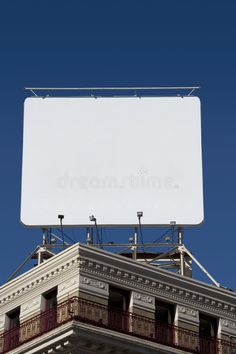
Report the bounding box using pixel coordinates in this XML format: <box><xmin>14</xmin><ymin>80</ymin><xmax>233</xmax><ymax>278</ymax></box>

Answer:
<box><xmin>21</xmin><ymin>96</ymin><xmax>203</xmax><ymax>226</ymax></box>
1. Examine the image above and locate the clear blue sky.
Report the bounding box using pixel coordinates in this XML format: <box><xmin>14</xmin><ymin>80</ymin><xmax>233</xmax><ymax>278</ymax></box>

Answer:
<box><xmin>0</xmin><ymin>1</ymin><xmax>235</xmax><ymax>289</ymax></box>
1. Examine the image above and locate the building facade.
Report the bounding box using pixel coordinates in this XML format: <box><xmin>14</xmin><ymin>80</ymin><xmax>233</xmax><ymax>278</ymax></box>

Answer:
<box><xmin>0</xmin><ymin>243</ymin><xmax>236</xmax><ymax>354</ymax></box>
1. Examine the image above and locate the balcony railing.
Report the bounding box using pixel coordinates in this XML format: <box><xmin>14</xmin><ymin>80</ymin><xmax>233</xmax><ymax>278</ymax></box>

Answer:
<box><xmin>0</xmin><ymin>297</ymin><xmax>235</xmax><ymax>354</ymax></box>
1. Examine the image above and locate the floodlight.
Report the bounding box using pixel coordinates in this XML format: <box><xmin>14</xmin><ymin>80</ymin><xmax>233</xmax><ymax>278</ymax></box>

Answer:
<box><xmin>89</xmin><ymin>215</ymin><xmax>101</xmax><ymax>246</ymax></box>
<box><xmin>58</xmin><ymin>214</ymin><xmax>65</xmax><ymax>245</ymax></box>
<box><xmin>137</xmin><ymin>211</ymin><xmax>143</xmax><ymax>218</ymax></box>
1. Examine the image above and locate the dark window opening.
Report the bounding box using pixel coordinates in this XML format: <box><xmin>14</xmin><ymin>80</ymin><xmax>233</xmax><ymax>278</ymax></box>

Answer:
<box><xmin>199</xmin><ymin>314</ymin><xmax>218</xmax><ymax>354</ymax></box>
<box><xmin>43</xmin><ymin>288</ymin><xmax>57</xmax><ymax>311</ymax></box>
<box><xmin>108</xmin><ymin>286</ymin><xmax>130</xmax><ymax>312</ymax></box>
<box><xmin>155</xmin><ymin>300</ymin><xmax>175</xmax><ymax>345</ymax></box>
<box><xmin>8</xmin><ymin>308</ymin><xmax>20</xmax><ymax>330</ymax></box>
<box><xmin>4</xmin><ymin>308</ymin><xmax>20</xmax><ymax>351</ymax></box>
<box><xmin>155</xmin><ymin>300</ymin><xmax>174</xmax><ymax>325</ymax></box>
<box><xmin>41</xmin><ymin>288</ymin><xmax>58</xmax><ymax>332</ymax></box>
<box><xmin>199</xmin><ymin>314</ymin><xmax>217</xmax><ymax>338</ymax></box>
<box><xmin>108</xmin><ymin>286</ymin><xmax>130</xmax><ymax>331</ymax></box>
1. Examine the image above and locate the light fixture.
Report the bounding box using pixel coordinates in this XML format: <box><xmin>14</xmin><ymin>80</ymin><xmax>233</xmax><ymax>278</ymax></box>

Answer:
<box><xmin>137</xmin><ymin>211</ymin><xmax>143</xmax><ymax>218</ymax></box>
<box><xmin>89</xmin><ymin>215</ymin><xmax>96</xmax><ymax>222</ymax></box>
<box><xmin>58</xmin><ymin>214</ymin><xmax>65</xmax><ymax>245</ymax></box>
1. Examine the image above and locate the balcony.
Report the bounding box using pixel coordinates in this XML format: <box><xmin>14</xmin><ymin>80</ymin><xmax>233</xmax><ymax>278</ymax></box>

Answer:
<box><xmin>0</xmin><ymin>297</ymin><xmax>235</xmax><ymax>354</ymax></box>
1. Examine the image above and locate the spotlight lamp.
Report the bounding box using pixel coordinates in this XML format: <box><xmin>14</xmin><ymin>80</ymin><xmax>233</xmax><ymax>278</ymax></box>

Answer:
<box><xmin>89</xmin><ymin>215</ymin><xmax>96</xmax><ymax>222</ymax></box>
<box><xmin>137</xmin><ymin>211</ymin><xmax>143</xmax><ymax>218</ymax></box>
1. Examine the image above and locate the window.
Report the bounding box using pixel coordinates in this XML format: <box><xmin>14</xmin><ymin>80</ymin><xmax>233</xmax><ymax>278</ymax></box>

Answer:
<box><xmin>4</xmin><ymin>308</ymin><xmax>20</xmax><ymax>351</ymax></box>
<box><xmin>155</xmin><ymin>300</ymin><xmax>174</xmax><ymax>325</ymax></box>
<box><xmin>199</xmin><ymin>314</ymin><xmax>217</xmax><ymax>338</ymax></box>
<box><xmin>8</xmin><ymin>308</ymin><xmax>20</xmax><ymax>330</ymax></box>
<box><xmin>109</xmin><ymin>286</ymin><xmax>130</xmax><ymax>311</ymax></box>
<box><xmin>155</xmin><ymin>300</ymin><xmax>175</xmax><ymax>345</ymax></box>
<box><xmin>108</xmin><ymin>286</ymin><xmax>130</xmax><ymax>331</ymax></box>
<box><xmin>199</xmin><ymin>314</ymin><xmax>218</xmax><ymax>354</ymax></box>
<box><xmin>43</xmin><ymin>288</ymin><xmax>57</xmax><ymax>311</ymax></box>
<box><xmin>41</xmin><ymin>288</ymin><xmax>57</xmax><ymax>331</ymax></box>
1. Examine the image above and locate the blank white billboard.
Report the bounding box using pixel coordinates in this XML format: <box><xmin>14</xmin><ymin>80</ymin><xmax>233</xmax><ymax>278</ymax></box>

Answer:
<box><xmin>21</xmin><ymin>96</ymin><xmax>203</xmax><ymax>227</ymax></box>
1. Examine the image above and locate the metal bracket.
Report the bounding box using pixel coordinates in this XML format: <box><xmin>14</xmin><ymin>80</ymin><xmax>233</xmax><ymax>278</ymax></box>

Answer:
<box><xmin>24</xmin><ymin>86</ymin><xmax>201</xmax><ymax>97</ymax></box>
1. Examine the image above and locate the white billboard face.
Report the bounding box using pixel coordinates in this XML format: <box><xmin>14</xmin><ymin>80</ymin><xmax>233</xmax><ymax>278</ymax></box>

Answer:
<box><xmin>21</xmin><ymin>97</ymin><xmax>203</xmax><ymax>227</ymax></box>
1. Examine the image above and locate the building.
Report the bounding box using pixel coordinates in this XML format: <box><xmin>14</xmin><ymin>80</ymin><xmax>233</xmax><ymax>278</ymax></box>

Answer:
<box><xmin>0</xmin><ymin>243</ymin><xmax>236</xmax><ymax>354</ymax></box>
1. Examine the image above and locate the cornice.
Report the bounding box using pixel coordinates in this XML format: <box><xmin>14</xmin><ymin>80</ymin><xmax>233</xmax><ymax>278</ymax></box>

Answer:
<box><xmin>1</xmin><ymin>243</ymin><xmax>236</xmax><ymax>322</ymax></box>
<box><xmin>0</xmin><ymin>244</ymin><xmax>81</xmax><ymax>309</ymax></box>
<box><xmin>78</xmin><ymin>244</ymin><xmax>236</xmax><ymax>302</ymax></box>
<box><xmin>78</xmin><ymin>254</ymin><xmax>236</xmax><ymax>320</ymax></box>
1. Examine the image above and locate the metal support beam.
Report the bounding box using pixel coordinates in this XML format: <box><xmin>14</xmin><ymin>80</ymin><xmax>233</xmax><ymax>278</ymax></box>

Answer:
<box><xmin>180</xmin><ymin>245</ymin><xmax>221</xmax><ymax>288</ymax></box>
<box><xmin>6</xmin><ymin>246</ymin><xmax>40</xmax><ymax>282</ymax></box>
<box><xmin>178</xmin><ymin>227</ymin><xmax>185</xmax><ymax>276</ymax></box>
<box><xmin>25</xmin><ymin>86</ymin><xmax>200</xmax><ymax>92</ymax></box>
<box><xmin>133</xmin><ymin>227</ymin><xmax>138</xmax><ymax>260</ymax></box>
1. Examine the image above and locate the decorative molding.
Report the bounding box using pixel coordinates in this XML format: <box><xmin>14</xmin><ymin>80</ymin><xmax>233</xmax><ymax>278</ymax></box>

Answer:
<box><xmin>131</xmin><ymin>291</ymin><xmax>155</xmax><ymax>311</ymax></box>
<box><xmin>175</xmin><ymin>305</ymin><xmax>199</xmax><ymax>326</ymax></box>
<box><xmin>22</xmin><ymin>299</ymin><xmax>40</xmax><ymax>312</ymax></box>
<box><xmin>178</xmin><ymin>306</ymin><xmax>198</xmax><ymax>318</ymax></box>
<box><xmin>0</xmin><ymin>255</ymin><xmax>80</xmax><ymax>308</ymax></box>
<box><xmin>220</xmin><ymin>318</ymin><xmax>236</xmax><ymax>336</ymax></box>
<box><xmin>20</xmin><ymin>295</ymin><xmax>41</xmax><ymax>320</ymax></box>
<box><xmin>80</xmin><ymin>276</ymin><xmax>108</xmax><ymax>291</ymax></box>
<box><xmin>0</xmin><ymin>243</ymin><xmax>236</xmax><ymax>324</ymax></box>
<box><xmin>58</xmin><ymin>277</ymin><xmax>79</xmax><ymax>298</ymax></box>
<box><xmin>133</xmin><ymin>292</ymin><xmax>154</xmax><ymax>305</ymax></box>
<box><xmin>222</xmin><ymin>319</ymin><xmax>236</xmax><ymax>330</ymax></box>
<box><xmin>79</xmin><ymin>275</ymin><xmax>109</xmax><ymax>298</ymax></box>
<box><xmin>80</xmin><ymin>258</ymin><xmax>236</xmax><ymax>320</ymax></box>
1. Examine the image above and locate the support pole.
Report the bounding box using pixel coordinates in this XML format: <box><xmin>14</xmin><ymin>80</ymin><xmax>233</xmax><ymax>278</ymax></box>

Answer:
<box><xmin>37</xmin><ymin>249</ymin><xmax>42</xmax><ymax>265</ymax></box>
<box><xmin>86</xmin><ymin>227</ymin><xmax>93</xmax><ymax>246</ymax></box>
<box><xmin>6</xmin><ymin>246</ymin><xmax>40</xmax><ymax>282</ymax></box>
<box><xmin>178</xmin><ymin>226</ymin><xmax>185</xmax><ymax>276</ymax></box>
<box><xmin>42</xmin><ymin>228</ymin><xmax>47</xmax><ymax>245</ymax></box>
<box><xmin>133</xmin><ymin>227</ymin><xmax>138</xmax><ymax>260</ymax></box>
<box><xmin>181</xmin><ymin>245</ymin><xmax>221</xmax><ymax>287</ymax></box>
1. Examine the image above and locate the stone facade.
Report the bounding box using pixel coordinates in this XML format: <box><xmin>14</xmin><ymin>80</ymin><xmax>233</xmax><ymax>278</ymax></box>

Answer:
<box><xmin>0</xmin><ymin>243</ymin><xmax>236</xmax><ymax>353</ymax></box>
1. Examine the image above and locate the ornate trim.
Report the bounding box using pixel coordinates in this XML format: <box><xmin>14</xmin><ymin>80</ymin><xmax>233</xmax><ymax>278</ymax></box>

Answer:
<box><xmin>80</xmin><ymin>276</ymin><xmax>108</xmax><ymax>291</ymax></box>
<box><xmin>0</xmin><ymin>257</ymin><xmax>79</xmax><ymax>307</ymax></box>
<box><xmin>222</xmin><ymin>319</ymin><xmax>236</xmax><ymax>330</ymax></box>
<box><xmin>1</xmin><ymin>243</ymin><xmax>236</xmax><ymax>325</ymax></box>
<box><xmin>58</xmin><ymin>278</ymin><xmax>79</xmax><ymax>292</ymax></box>
<box><xmin>22</xmin><ymin>299</ymin><xmax>40</xmax><ymax>312</ymax></box>
<box><xmin>80</xmin><ymin>258</ymin><xmax>236</xmax><ymax>320</ymax></box>
<box><xmin>133</xmin><ymin>292</ymin><xmax>154</xmax><ymax>305</ymax></box>
<box><xmin>131</xmin><ymin>291</ymin><xmax>155</xmax><ymax>311</ymax></box>
<box><xmin>178</xmin><ymin>306</ymin><xmax>198</xmax><ymax>318</ymax></box>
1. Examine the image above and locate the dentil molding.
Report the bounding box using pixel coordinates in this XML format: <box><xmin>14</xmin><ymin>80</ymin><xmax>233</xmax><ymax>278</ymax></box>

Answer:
<box><xmin>80</xmin><ymin>258</ymin><xmax>236</xmax><ymax>320</ymax></box>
